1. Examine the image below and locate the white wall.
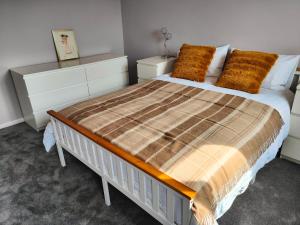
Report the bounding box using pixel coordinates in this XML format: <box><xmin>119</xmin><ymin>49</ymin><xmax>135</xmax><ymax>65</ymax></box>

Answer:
<box><xmin>0</xmin><ymin>0</ymin><xmax>124</xmax><ymax>127</ymax></box>
<box><xmin>121</xmin><ymin>0</ymin><xmax>300</xmax><ymax>83</ymax></box>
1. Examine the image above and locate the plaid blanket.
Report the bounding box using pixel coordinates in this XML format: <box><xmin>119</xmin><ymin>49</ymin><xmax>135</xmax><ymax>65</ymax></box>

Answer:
<box><xmin>60</xmin><ymin>80</ymin><xmax>283</xmax><ymax>225</ymax></box>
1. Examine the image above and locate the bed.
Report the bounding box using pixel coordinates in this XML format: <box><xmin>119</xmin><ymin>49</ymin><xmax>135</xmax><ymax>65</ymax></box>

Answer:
<box><xmin>46</xmin><ymin>74</ymin><xmax>293</xmax><ymax>225</ymax></box>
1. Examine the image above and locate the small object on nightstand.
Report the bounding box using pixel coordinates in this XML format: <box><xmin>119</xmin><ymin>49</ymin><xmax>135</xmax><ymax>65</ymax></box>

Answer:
<box><xmin>137</xmin><ymin>56</ymin><xmax>176</xmax><ymax>83</ymax></box>
<box><xmin>281</xmin><ymin>81</ymin><xmax>300</xmax><ymax>164</ymax></box>
<box><xmin>160</xmin><ymin>27</ymin><xmax>173</xmax><ymax>58</ymax></box>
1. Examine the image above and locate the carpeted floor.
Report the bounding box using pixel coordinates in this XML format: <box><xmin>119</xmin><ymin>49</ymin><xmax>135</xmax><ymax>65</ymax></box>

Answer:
<box><xmin>0</xmin><ymin>123</ymin><xmax>299</xmax><ymax>225</ymax></box>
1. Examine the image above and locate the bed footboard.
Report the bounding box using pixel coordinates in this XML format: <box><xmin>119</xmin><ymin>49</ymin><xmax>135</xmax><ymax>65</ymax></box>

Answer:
<box><xmin>50</xmin><ymin>116</ymin><xmax>194</xmax><ymax>225</ymax></box>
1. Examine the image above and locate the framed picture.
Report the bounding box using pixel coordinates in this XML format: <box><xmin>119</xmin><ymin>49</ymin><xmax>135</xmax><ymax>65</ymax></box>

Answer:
<box><xmin>52</xmin><ymin>29</ymin><xmax>79</xmax><ymax>61</ymax></box>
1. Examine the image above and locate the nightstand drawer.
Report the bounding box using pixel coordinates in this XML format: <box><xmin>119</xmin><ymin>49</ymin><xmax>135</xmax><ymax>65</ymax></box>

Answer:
<box><xmin>292</xmin><ymin>90</ymin><xmax>300</xmax><ymax>114</ymax></box>
<box><xmin>138</xmin><ymin>78</ymin><xmax>149</xmax><ymax>84</ymax></box>
<box><xmin>138</xmin><ymin>62</ymin><xmax>174</xmax><ymax>79</ymax></box>
<box><xmin>290</xmin><ymin>114</ymin><xmax>300</xmax><ymax>138</ymax></box>
<box><xmin>281</xmin><ymin>136</ymin><xmax>300</xmax><ymax>164</ymax></box>
<box><xmin>137</xmin><ymin>64</ymin><xmax>158</xmax><ymax>79</ymax></box>
<box><xmin>137</xmin><ymin>56</ymin><xmax>176</xmax><ymax>80</ymax></box>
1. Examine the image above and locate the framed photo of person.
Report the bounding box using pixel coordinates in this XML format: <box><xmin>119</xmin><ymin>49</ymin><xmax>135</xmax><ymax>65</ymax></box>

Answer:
<box><xmin>52</xmin><ymin>29</ymin><xmax>79</xmax><ymax>61</ymax></box>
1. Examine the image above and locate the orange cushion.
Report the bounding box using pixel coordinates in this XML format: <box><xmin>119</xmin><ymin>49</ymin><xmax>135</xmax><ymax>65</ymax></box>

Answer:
<box><xmin>172</xmin><ymin>44</ymin><xmax>216</xmax><ymax>82</ymax></box>
<box><xmin>216</xmin><ymin>50</ymin><xmax>278</xmax><ymax>94</ymax></box>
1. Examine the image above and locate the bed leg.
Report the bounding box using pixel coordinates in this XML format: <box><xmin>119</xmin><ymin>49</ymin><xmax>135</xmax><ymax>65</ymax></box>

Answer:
<box><xmin>102</xmin><ymin>177</ymin><xmax>111</xmax><ymax>206</ymax></box>
<box><xmin>250</xmin><ymin>175</ymin><xmax>256</xmax><ymax>185</ymax></box>
<box><xmin>57</xmin><ymin>143</ymin><xmax>66</xmax><ymax>167</ymax></box>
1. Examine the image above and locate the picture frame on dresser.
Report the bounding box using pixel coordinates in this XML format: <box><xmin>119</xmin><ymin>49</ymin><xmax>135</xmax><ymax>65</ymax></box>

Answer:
<box><xmin>10</xmin><ymin>53</ymin><xmax>128</xmax><ymax>131</ymax></box>
<box><xmin>52</xmin><ymin>29</ymin><xmax>79</xmax><ymax>61</ymax></box>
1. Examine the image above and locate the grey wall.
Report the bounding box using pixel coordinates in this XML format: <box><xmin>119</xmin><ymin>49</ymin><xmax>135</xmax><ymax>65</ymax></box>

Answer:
<box><xmin>121</xmin><ymin>0</ymin><xmax>300</xmax><ymax>83</ymax></box>
<box><xmin>0</xmin><ymin>0</ymin><xmax>124</xmax><ymax>126</ymax></box>
<box><xmin>2</xmin><ymin>0</ymin><xmax>300</xmax><ymax>127</ymax></box>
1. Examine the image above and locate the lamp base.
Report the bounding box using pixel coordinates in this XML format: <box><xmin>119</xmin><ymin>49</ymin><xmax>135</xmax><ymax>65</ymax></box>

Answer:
<box><xmin>161</xmin><ymin>55</ymin><xmax>172</xmax><ymax>59</ymax></box>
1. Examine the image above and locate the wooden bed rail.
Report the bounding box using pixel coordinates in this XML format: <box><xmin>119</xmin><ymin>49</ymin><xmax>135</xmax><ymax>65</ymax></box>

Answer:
<box><xmin>48</xmin><ymin>110</ymin><xmax>197</xmax><ymax>200</ymax></box>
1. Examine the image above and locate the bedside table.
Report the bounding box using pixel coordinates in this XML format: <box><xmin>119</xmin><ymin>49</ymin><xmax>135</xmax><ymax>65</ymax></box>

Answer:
<box><xmin>281</xmin><ymin>82</ymin><xmax>300</xmax><ymax>164</ymax></box>
<box><xmin>137</xmin><ymin>56</ymin><xmax>176</xmax><ymax>83</ymax></box>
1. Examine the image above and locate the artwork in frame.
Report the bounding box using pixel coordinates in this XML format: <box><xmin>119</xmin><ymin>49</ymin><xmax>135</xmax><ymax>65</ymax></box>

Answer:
<box><xmin>52</xmin><ymin>29</ymin><xmax>79</xmax><ymax>61</ymax></box>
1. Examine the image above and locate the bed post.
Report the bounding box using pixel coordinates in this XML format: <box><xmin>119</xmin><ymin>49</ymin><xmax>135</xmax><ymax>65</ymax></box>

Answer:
<box><xmin>50</xmin><ymin>117</ymin><xmax>66</xmax><ymax>167</ymax></box>
<box><xmin>250</xmin><ymin>175</ymin><xmax>256</xmax><ymax>185</ymax></box>
<box><xmin>102</xmin><ymin>177</ymin><xmax>111</xmax><ymax>206</ymax></box>
<box><xmin>57</xmin><ymin>143</ymin><xmax>66</xmax><ymax>167</ymax></box>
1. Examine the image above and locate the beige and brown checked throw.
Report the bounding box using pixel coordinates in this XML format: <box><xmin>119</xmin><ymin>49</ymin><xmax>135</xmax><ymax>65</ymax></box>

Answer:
<box><xmin>59</xmin><ymin>80</ymin><xmax>283</xmax><ymax>225</ymax></box>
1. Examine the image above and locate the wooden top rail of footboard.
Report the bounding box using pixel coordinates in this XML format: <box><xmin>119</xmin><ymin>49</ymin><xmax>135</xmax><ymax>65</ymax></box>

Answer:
<box><xmin>48</xmin><ymin>110</ymin><xmax>197</xmax><ymax>200</ymax></box>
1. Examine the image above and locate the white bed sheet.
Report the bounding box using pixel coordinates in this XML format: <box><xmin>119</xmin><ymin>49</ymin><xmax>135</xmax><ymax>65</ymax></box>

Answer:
<box><xmin>155</xmin><ymin>74</ymin><xmax>294</xmax><ymax>223</ymax></box>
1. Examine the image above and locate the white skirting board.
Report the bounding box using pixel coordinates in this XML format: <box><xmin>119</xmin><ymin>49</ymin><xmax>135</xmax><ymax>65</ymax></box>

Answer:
<box><xmin>0</xmin><ymin>118</ymin><xmax>24</xmax><ymax>130</ymax></box>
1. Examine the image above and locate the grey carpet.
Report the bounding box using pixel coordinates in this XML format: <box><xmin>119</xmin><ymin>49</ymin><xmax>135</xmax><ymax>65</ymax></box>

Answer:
<box><xmin>0</xmin><ymin>123</ymin><xmax>299</xmax><ymax>225</ymax></box>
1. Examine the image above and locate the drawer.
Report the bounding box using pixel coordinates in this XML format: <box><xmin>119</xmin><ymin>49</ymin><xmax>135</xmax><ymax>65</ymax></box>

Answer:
<box><xmin>24</xmin><ymin>67</ymin><xmax>86</xmax><ymax>95</ymax></box>
<box><xmin>29</xmin><ymin>83</ymin><xmax>89</xmax><ymax>112</ymax></box>
<box><xmin>86</xmin><ymin>57</ymin><xmax>128</xmax><ymax>81</ymax></box>
<box><xmin>289</xmin><ymin>114</ymin><xmax>300</xmax><ymax>138</ymax></box>
<box><xmin>137</xmin><ymin>64</ymin><xmax>158</xmax><ymax>79</ymax></box>
<box><xmin>33</xmin><ymin>112</ymin><xmax>52</xmax><ymax>130</ymax></box>
<box><xmin>88</xmin><ymin>72</ymin><xmax>128</xmax><ymax>96</ymax></box>
<box><xmin>292</xmin><ymin>90</ymin><xmax>300</xmax><ymax>114</ymax></box>
<box><xmin>32</xmin><ymin>96</ymin><xmax>89</xmax><ymax>129</ymax></box>
<box><xmin>138</xmin><ymin>78</ymin><xmax>150</xmax><ymax>84</ymax></box>
<box><xmin>281</xmin><ymin>136</ymin><xmax>300</xmax><ymax>164</ymax></box>
<box><xmin>137</xmin><ymin>61</ymin><xmax>175</xmax><ymax>79</ymax></box>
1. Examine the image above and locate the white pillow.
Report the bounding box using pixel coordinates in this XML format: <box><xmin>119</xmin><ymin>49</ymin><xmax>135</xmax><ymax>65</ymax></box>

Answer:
<box><xmin>207</xmin><ymin>44</ymin><xmax>230</xmax><ymax>77</ymax></box>
<box><xmin>205</xmin><ymin>76</ymin><xmax>218</xmax><ymax>84</ymax></box>
<box><xmin>262</xmin><ymin>55</ymin><xmax>300</xmax><ymax>89</ymax></box>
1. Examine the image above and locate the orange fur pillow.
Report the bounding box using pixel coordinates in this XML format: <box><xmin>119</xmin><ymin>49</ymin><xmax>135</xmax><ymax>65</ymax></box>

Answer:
<box><xmin>172</xmin><ymin>44</ymin><xmax>216</xmax><ymax>82</ymax></box>
<box><xmin>216</xmin><ymin>50</ymin><xmax>278</xmax><ymax>94</ymax></box>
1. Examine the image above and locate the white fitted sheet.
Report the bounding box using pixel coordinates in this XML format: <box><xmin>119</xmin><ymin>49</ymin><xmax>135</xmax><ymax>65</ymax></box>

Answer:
<box><xmin>155</xmin><ymin>74</ymin><xmax>293</xmax><ymax>223</ymax></box>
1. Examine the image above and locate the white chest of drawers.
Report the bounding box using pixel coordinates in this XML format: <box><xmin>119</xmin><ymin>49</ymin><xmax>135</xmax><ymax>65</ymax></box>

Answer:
<box><xmin>11</xmin><ymin>53</ymin><xmax>128</xmax><ymax>131</ymax></box>
<box><xmin>281</xmin><ymin>83</ymin><xmax>300</xmax><ymax>164</ymax></box>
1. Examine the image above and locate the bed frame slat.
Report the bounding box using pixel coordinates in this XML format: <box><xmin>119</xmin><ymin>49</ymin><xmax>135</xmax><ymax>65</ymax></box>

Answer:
<box><xmin>90</xmin><ymin>143</ymin><xmax>98</xmax><ymax>170</ymax></box>
<box><xmin>120</xmin><ymin>162</ymin><xmax>128</xmax><ymax>190</ymax></box>
<box><xmin>139</xmin><ymin>172</ymin><xmax>146</xmax><ymax>203</ymax></box>
<box><xmin>152</xmin><ymin>181</ymin><xmax>160</xmax><ymax>213</ymax></box>
<box><xmin>75</xmin><ymin>133</ymin><xmax>84</xmax><ymax>158</ymax></box>
<box><xmin>127</xmin><ymin>166</ymin><xmax>134</xmax><ymax>194</ymax></box>
<box><xmin>167</xmin><ymin>190</ymin><xmax>175</xmax><ymax>223</ymax></box>
<box><xmin>98</xmin><ymin>148</ymin><xmax>105</xmax><ymax>175</ymax></box>
<box><xmin>145</xmin><ymin>177</ymin><xmax>153</xmax><ymax>207</ymax></box>
<box><xmin>69</xmin><ymin>129</ymin><xmax>77</xmax><ymax>155</ymax></box>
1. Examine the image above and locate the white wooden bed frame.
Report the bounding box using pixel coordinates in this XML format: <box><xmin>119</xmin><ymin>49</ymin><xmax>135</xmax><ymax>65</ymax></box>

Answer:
<box><xmin>50</xmin><ymin>116</ymin><xmax>194</xmax><ymax>225</ymax></box>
